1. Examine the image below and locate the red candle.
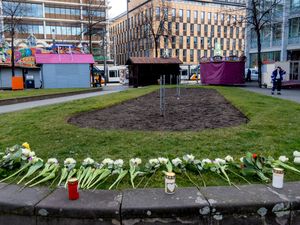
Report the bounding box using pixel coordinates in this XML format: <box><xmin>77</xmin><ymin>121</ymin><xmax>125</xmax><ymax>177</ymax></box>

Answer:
<box><xmin>68</xmin><ymin>178</ymin><xmax>79</xmax><ymax>200</ymax></box>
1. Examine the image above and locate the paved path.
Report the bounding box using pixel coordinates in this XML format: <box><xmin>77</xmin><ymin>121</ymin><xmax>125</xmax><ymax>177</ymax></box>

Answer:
<box><xmin>0</xmin><ymin>85</ymin><xmax>128</xmax><ymax>114</ymax></box>
<box><xmin>241</xmin><ymin>85</ymin><xmax>300</xmax><ymax>104</ymax></box>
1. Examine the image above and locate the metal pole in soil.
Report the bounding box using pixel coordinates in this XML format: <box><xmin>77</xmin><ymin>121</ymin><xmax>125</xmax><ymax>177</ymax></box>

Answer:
<box><xmin>196</xmin><ymin>63</ymin><xmax>199</xmax><ymax>84</ymax></box>
<box><xmin>160</xmin><ymin>75</ymin><xmax>163</xmax><ymax>117</ymax></box>
<box><xmin>163</xmin><ymin>75</ymin><xmax>166</xmax><ymax>117</ymax></box>
<box><xmin>176</xmin><ymin>74</ymin><xmax>181</xmax><ymax>99</ymax></box>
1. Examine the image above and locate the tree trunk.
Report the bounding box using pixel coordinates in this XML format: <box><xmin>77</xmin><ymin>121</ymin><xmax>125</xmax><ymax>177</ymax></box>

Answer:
<box><xmin>11</xmin><ymin>33</ymin><xmax>15</xmax><ymax>77</ymax></box>
<box><xmin>154</xmin><ymin>38</ymin><xmax>159</xmax><ymax>58</ymax></box>
<box><xmin>89</xmin><ymin>33</ymin><xmax>94</xmax><ymax>87</ymax></box>
<box><xmin>89</xmin><ymin>33</ymin><xmax>93</xmax><ymax>54</ymax></box>
<box><xmin>256</xmin><ymin>30</ymin><xmax>262</xmax><ymax>88</ymax></box>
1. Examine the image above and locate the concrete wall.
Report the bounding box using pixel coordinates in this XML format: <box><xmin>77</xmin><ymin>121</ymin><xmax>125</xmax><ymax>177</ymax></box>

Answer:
<box><xmin>42</xmin><ymin>64</ymin><xmax>90</xmax><ymax>88</ymax></box>
<box><xmin>0</xmin><ymin>68</ymin><xmax>23</xmax><ymax>89</ymax></box>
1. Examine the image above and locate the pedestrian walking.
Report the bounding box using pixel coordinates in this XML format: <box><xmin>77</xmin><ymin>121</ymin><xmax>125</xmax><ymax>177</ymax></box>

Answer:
<box><xmin>271</xmin><ymin>66</ymin><xmax>286</xmax><ymax>95</ymax></box>
<box><xmin>246</xmin><ymin>69</ymin><xmax>251</xmax><ymax>82</ymax></box>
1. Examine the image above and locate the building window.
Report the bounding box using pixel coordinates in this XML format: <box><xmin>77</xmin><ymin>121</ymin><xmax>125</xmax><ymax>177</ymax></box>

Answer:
<box><xmin>194</xmin><ymin>37</ymin><xmax>198</xmax><ymax>48</ymax></box>
<box><xmin>179</xmin><ymin>9</ymin><xmax>183</xmax><ymax>22</ymax></box>
<box><xmin>208</xmin><ymin>12</ymin><xmax>211</xmax><ymax>24</ymax></box>
<box><xmin>187</xmin><ymin>10</ymin><xmax>191</xmax><ymax>22</ymax></box>
<box><xmin>194</xmin><ymin>11</ymin><xmax>198</xmax><ymax>23</ymax></box>
<box><xmin>172</xmin><ymin>8</ymin><xmax>176</xmax><ymax>21</ymax></box>
<box><xmin>201</xmin><ymin>11</ymin><xmax>205</xmax><ymax>23</ymax></box>
<box><xmin>190</xmin><ymin>24</ymin><xmax>194</xmax><ymax>35</ymax></box>
<box><xmin>214</xmin><ymin>13</ymin><xmax>218</xmax><ymax>25</ymax></box>
<box><xmin>289</xmin><ymin>17</ymin><xmax>300</xmax><ymax>38</ymax></box>
<box><xmin>156</xmin><ymin>7</ymin><xmax>160</xmax><ymax>20</ymax></box>
<box><xmin>190</xmin><ymin>49</ymin><xmax>194</xmax><ymax>62</ymax></box>
<box><xmin>291</xmin><ymin>0</ymin><xmax>300</xmax><ymax>8</ymax></box>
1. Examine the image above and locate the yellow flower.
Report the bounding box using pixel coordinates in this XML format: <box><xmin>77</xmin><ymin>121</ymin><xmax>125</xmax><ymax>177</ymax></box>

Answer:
<box><xmin>22</xmin><ymin>142</ymin><xmax>31</xmax><ymax>150</ymax></box>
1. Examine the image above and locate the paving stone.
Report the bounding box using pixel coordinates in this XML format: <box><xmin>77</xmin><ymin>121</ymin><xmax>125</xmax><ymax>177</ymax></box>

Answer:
<box><xmin>121</xmin><ymin>188</ymin><xmax>209</xmax><ymax>225</ymax></box>
<box><xmin>0</xmin><ymin>183</ymin><xmax>51</xmax><ymax>215</ymax></box>
<box><xmin>0</xmin><ymin>214</ymin><xmax>36</xmax><ymax>225</ymax></box>
<box><xmin>37</xmin><ymin>217</ymin><xmax>120</xmax><ymax>225</ymax></box>
<box><xmin>36</xmin><ymin>188</ymin><xmax>121</xmax><ymax>221</ymax></box>
<box><xmin>200</xmin><ymin>184</ymin><xmax>291</xmax><ymax>225</ymax></box>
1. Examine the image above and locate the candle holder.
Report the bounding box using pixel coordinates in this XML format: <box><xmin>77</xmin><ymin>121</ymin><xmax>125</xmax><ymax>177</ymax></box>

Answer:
<box><xmin>68</xmin><ymin>177</ymin><xmax>80</xmax><ymax>200</ymax></box>
<box><xmin>165</xmin><ymin>172</ymin><xmax>176</xmax><ymax>194</ymax></box>
<box><xmin>272</xmin><ymin>168</ymin><xmax>284</xmax><ymax>189</ymax></box>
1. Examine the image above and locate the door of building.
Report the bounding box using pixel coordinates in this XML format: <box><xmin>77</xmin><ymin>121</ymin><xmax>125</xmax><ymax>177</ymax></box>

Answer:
<box><xmin>290</xmin><ymin>61</ymin><xmax>300</xmax><ymax>81</ymax></box>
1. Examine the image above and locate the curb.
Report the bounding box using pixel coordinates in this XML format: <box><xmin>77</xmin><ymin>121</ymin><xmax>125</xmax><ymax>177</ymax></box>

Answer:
<box><xmin>0</xmin><ymin>182</ymin><xmax>299</xmax><ymax>225</ymax></box>
<box><xmin>0</xmin><ymin>88</ymin><xmax>103</xmax><ymax>106</ymax></box>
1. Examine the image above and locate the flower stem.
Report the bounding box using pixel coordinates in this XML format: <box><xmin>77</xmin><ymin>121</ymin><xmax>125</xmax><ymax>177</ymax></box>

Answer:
<box><xmin>184</xmin><ymin>171</ymin><xmax>201</xmax><ymax>190</ymax></box>
<box><xmin>228</xmin><ymin>169</ymin><xmax>251</xmax><ymax>185</ymax></box>
<box><xmin>194</xmin><ymin>165</ymin><xmax>206</xmax><ymax>187</ymax></box>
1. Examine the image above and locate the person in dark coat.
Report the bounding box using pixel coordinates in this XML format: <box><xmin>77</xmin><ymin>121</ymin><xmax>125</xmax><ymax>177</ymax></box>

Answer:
<box><xmin>246</xmin><ymin>69</ymin><xmax>251</xmax><ymax>82</ymax></box>
<box><xmin>271</xmin><ymin>66</ymin><xmax>286</xmax><ymax>95</ymax></box>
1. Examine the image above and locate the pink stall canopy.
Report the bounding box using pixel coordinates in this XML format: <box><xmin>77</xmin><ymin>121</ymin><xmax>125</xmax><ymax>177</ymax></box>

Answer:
<box><xmin>200</xmin><ymin>61</ymin><xmax>245</xmax><ymax>85</ymax></box>
<box><xmin>35</xmin><ymin>54</ymin><xmax>95</xmax><ymax>64</ymax></box>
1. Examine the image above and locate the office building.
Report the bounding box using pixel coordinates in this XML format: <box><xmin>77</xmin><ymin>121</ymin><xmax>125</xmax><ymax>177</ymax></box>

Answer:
<box><xmin>0</xmin><ymin>0</ymin><xmax>108</xmax><ymax>57</ymax></box>
<box><xmin>110</xmin><ymin>0</ymin><xmax>246</xmax><ymax>66</ymax></box>
<box><xmin>245</xmin><ymin>0</ymin><xmax>300</xmax><ymax>67</ymax></box>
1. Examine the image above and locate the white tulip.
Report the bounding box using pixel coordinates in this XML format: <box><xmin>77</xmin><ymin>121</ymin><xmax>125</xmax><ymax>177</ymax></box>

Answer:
<box><xmin>29</xmin><ymin>151</ymin><xmax>36</xmax><ymax>158</ymax></box>
<box><xmin>31</xmin><ymin>157</ymin><xmax>43</xmax><ymax>164</ymax></box>
<box><xmin>172</xmin><ymin>158</ymin><xmax>183</xmax><ymax>167</ymax></box>
<box><xmin>130</xmin><ymin>158</ymin><xmax>142</xmax><ymax>166</ymax></box>
<box><xmin>149</xmin><ymin>159</ymin><xmax>160</xmax><ymax>166</ymax></box>
<box><xmin>293</xmin><ymin>151</ymin><xmax>300</xmax><ymax>157</ymax></box>
<box><xmin>202</xmin><ymin>159</ymin><xmax>212</xmax><ymax>165</ymax></box>
<box><xmin>114</xmin><ymin>159</ymin><xmax>124</xmax><ymax>167</ymax></box>
<box><xmin>64</xmin><ymin>158</ymin><xmax>76</xmax><ymax>165</ymax></box>
<box><xmin>21</xmin><ymin>148</ymin><xmax>31</xmax><ymax>157</ymax></box>
<box><xmin>83</xmin><ymin>157</ymin><xmax>95</xmax><ymax>166</ymax></box>
<box><xmin>294</xmin><ymin>157</ymin><xmax>300</xmax><ymax>165</ymax></box>
<box><xmin>278</xmin><ymin>156</ymin><xmax>289</xmax><ymax>163</ymax></box>
<box><xmin>158</xmin><ymin>157</ymin><xmax>168</xmax><ymax>165</ymax></box>
<box><xmin>183</xmin><ymin>154</ymin><xmax>195</xmax><ymax>163</ymax></box>
<box><xmin>214</xmin><ymin>158</ymin><xmax>226</xmax><ymax>165</ymax></box>
<box><xmin>2</xmin><ymin>154</ymin><xmax>10</xmax><ymax>160</ymax></box>
<box><xmin>225</xmin><ymin>155</ymin><xmax>234</xmax><ymax>162</ymax></box>
<box><xmin>102</xmin><ymin>158</ymin><xmax>114</xmax><ymax>166</ymax></box>
<box><xmin>47</xmin><ymin>158</ymin><xmax>59</xmax><ymax>165</ymax></box>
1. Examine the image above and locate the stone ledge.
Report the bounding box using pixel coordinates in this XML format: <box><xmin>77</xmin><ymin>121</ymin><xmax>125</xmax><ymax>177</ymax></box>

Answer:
<box><xmin>0</xmin><ymin>88</ymin><xmax>103</xmax><ymax>106</ymax></box>
<box><xmin>36</xmin><ymin>188</ymin><xmax>122</xmax><ymax>220</ymax></box>
<box><xmin>0</xmin><ymin>182</ymin><xmax>299</xmax><ymax>225</ymax></box>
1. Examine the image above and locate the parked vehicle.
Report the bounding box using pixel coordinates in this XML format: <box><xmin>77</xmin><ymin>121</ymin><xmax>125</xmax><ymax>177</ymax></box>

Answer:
<box><xmin>245</xmin><ymin>68</ymin><xmax>259</xmax><ymax>81</ymax></box>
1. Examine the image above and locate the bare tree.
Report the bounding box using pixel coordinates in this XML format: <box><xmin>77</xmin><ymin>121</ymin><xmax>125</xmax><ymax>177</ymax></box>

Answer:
<box><xmin>140</xmin><ymin>0</ymin><xmax>173</xmax><ymax>58</ymax></box>
<box><xmin>1</xmin><ymin>0</ymin><xmax>27</xmax><ymax>77</ymax></box>
<box><xmin>235</xmin><ymin>0</ymin><xmax>282</xmax><ymax>87</ymax></box>
<box><xmin>81</xmin><ymin>0</ymin><xmax>107</xmax><ymax>54</ymax></box>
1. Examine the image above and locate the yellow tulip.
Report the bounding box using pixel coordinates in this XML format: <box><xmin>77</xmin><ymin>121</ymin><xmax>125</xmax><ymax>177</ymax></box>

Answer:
<box><xmin>22</xmin><ymin>142</ymin><xmax>31</xmax><ymax>150</ymax></box>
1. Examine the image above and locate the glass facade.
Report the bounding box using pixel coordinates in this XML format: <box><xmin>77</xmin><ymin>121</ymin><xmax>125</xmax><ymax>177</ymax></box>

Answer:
<box><xmin>289</xmin><ymin>17</ymin><xmax>300</xmax><ymax>38</ymax></box>
<box><xmin>250</xmin><ymin>51</ymin><xmax>281</xmax><ymax>67</ymax></box>
<box><xmin>3</xmin><ymin>2</ymin><xmax>43</xmax><ymax>18</ymax></box>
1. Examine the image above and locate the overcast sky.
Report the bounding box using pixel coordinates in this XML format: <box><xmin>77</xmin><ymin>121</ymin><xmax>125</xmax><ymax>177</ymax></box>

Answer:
<box><xmin>109</xmin><ymin>0</ymin><xmax>127</xmax><ymax>18</ymax></box>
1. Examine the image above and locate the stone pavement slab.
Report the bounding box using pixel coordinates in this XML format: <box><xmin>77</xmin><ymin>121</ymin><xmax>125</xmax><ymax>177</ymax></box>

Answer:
<box><xmin>241</xmin><ymin>86</ymin><xmax>300</xmax><ymax>104</ymax></box>
<box><xmin>201</xmin><ymin>184</ymin><xmax>290</xmax><ymax>225</ymax></box>
<box><xmin>121</xmin><ymin>188</ymin><xmax>209</xmax><ymax>225</ymax></box>
<box><xmin>0</xmin><ymin>86</ymin><xmax>128</xmax><ymax>115</ymax></box>
<box><xmin>36</xmin><ymin>188</ymin><xmax>121</xmax><ymax>224</ymax></box>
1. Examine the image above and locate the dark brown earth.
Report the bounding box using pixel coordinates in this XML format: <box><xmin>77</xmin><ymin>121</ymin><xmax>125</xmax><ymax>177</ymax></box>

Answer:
<box><xmin>68</xmin><ymin>88</ymin><xmax>248</xmax><ymax>131</ymax></box>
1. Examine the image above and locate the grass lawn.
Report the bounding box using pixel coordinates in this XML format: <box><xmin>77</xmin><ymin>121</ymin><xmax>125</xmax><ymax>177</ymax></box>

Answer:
<box><xmin>0</xmin><ymin>88</ymin><xmax>92</xmax><ymax>100</ymax></box>
<box><xmin>1</xmin><ymin>85</ymin><xmax>300</xmax><ymax>189</ymax></box>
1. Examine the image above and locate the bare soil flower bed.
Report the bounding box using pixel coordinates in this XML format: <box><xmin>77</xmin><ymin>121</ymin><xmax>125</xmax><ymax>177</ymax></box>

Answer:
<box><xmin>68</xmin><ymin>88</ymin><xmax>248</xmax><ymax>131</ymax></box>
